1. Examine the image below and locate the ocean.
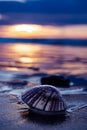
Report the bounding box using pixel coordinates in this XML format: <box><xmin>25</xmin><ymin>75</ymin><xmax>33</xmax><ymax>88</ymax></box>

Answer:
<box><xmin>0</xmin><ymin>42</ymin><xmax>87</xmax><ymax>75</ymax></box>
<box><xmin>0</xmin><ymin>42</ymin><xmax>87</xmax><ymax>92</ymax></box>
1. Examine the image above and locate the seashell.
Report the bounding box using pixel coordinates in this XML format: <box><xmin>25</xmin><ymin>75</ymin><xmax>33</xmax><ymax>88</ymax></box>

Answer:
<box><xmin>21</xmin><ymin>85</ymin><xmax>67</xmax><ymax>115</ymax></box>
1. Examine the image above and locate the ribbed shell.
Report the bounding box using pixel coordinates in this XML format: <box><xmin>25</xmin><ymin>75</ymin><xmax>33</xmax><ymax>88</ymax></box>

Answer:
<box><xmin>21</xmin><ymin>85</ymin><xmax>67</xmax><ymax>115</ymax></box>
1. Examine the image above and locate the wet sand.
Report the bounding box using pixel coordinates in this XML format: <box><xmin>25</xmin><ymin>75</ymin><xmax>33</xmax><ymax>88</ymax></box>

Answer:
<box><xmin>0</xmin><ymin>93</ymin><xmax>87</xmax><ymax>130</ymax></box>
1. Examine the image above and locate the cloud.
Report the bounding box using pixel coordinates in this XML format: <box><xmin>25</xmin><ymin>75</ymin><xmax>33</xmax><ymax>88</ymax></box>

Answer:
<box><xmin>0</xmin><ymin>13</ymin><xmax>87</xmax><ymax>26</ymax></box>
<box><xmin>0</xmin><ymin>0</ymin><xmax>26</xmax><ymax>3</ymax></box>
<box><xmin>0</xmin><ymin>0</ymin><xmax>87</xmax><ymax>25</ymax></box>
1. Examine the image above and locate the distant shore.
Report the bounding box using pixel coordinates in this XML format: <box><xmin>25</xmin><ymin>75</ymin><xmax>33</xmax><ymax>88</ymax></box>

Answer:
<box><xmin>0</xmin><ymin>37</ymin><xmax>87</xmax><ymax>46</ymax></box>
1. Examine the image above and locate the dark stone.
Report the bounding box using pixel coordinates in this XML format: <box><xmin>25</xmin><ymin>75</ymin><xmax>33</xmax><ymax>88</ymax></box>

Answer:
<box><xmin>41</xmin><ymin>75</ymin><xmax>71</xmax><ymax>87</ymax></box>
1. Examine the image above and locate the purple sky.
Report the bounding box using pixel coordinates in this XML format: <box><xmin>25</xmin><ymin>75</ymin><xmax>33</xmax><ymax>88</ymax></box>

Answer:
<box><xmin>0</xmin><ymin>0</ymin><xmax>87</xmax><ymax>25</ymax></box>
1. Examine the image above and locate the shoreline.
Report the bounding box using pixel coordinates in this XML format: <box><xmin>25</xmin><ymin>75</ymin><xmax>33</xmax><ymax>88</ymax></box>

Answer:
<box><xmin>0</xmin><ymin>93</ymin><xmax>87</xmax><ymax>130</ymax></box>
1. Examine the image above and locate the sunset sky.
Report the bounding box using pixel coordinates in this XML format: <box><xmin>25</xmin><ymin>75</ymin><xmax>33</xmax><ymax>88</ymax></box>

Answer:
<box><xmin>0</xmin><ymin>0</ymin><xmax>87</xmax><ymax>39</ymax></box>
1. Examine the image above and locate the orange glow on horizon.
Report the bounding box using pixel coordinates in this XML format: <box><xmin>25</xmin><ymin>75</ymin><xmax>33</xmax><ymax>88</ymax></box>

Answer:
<box><xmin>0</xmin><ymin>24</ymin><xmax>87</xmax><ymax>39</ymax></box>
<box><xmin>14</xmin><ymin>24</ymin><xmax>40</xmax><ymax>33</ymax></box>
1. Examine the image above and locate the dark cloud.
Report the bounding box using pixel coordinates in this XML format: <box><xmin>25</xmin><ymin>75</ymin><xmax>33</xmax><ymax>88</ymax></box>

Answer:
<box><xmin>0</xmin><ymin>13</ymin><xmax>87</xmax><ymax>26</ymax></box>
<box><xmin>0</xmin><ymin>0</ymin><xmax>87</xmax><ymax>25</ymax></box>
<box><xmin>0</xmin><ymin>0</ymin><xmax>87</xmax><ymax>14</ymax></box>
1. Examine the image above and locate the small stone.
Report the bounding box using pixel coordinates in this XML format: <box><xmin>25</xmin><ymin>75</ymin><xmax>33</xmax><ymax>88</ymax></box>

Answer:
<box><xmin>41</xmin><ymin>75</ymin><xmax>71</xmax><ymax>87</ymax></box>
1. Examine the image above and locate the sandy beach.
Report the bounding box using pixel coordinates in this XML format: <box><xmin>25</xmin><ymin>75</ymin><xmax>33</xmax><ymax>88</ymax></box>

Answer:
<box><xmin>0</xmin><ymin>92</ymin><xmax>87</xmax><ymax>130</ymax></box>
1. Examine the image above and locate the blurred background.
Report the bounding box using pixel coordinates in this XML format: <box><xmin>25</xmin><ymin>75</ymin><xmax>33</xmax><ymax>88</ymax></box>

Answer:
<box><xmin>0</xmin><ymin>0</ymin><xmax>87</xmax><ymax>76</ymax></box>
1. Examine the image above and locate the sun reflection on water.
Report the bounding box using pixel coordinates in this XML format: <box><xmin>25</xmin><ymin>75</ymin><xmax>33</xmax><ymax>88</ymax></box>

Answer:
<box><xmin>0</xmin><ymin>43</ymin><xmax>87</xmax><ymax>77</ymax></box>
<box><xmin>19</xmin><ymin>57</ymin><xmax>33</xmax><ymax>63</ymax></box>
<box><xmin>12</xmin><ymin>44</ymin><xmax>40</xmax><ymax>54</ymax></box>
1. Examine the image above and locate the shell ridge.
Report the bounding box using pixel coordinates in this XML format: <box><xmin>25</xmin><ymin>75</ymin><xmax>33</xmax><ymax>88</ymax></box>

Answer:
<box><xmin>32</xmin><ymin>90</ymin><xmax>46</xmax><ymax>107</ymax></box>
<box><xmin>27</xmin><ymin>90</ymin><xmax>43</xmax><ymax>106</ymax></box>
<box><xmin>43</xmin><ymin>91</ymin><xmax>53</xmax><ymax>111</ymax></box>
<box><xmin>22</xmin><ymin>90</ymin><xmax>39</xmax><ymax>103</ymax></box>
